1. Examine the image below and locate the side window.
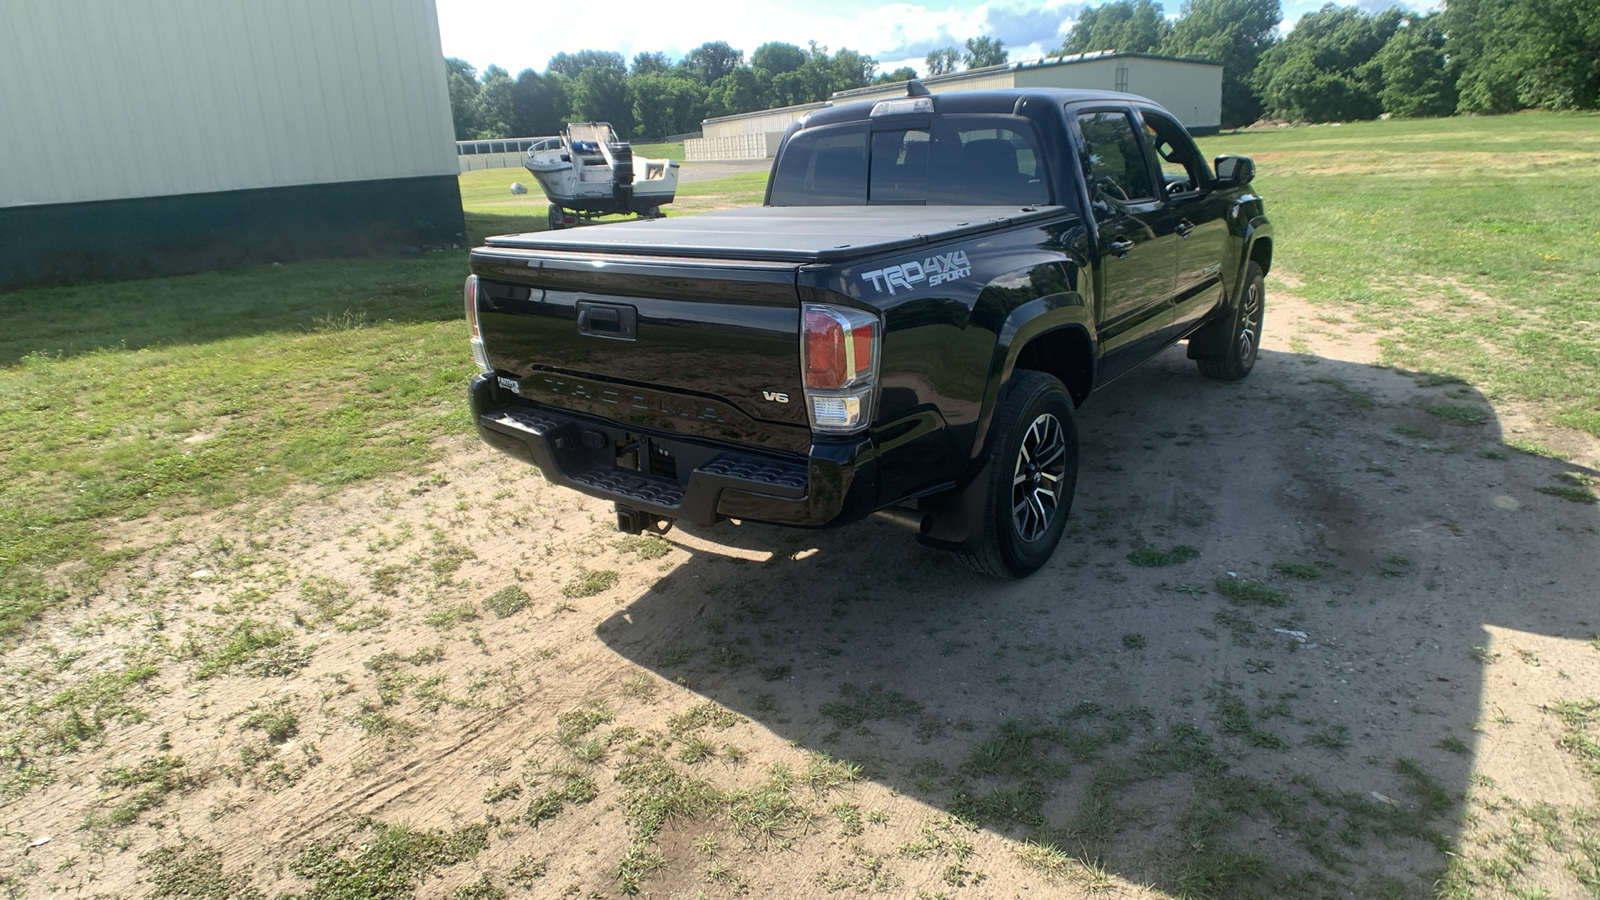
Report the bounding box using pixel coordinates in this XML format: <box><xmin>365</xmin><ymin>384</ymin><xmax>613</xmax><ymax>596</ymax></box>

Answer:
<box><xmin>1075</xmin><ymin>111</ymin><xmax>1154</xmax><ymax>204</ymax></box>
<box><xmin>1139</xmin><ymin>111</ymin><xmax>1210</xmax><ymax>196</ymax></box>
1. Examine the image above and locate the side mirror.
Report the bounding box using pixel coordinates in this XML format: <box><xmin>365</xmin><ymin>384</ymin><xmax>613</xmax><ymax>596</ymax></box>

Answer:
<box><xmin>1213</xmin><ymin>155</ymin><xmax>1255</xmax><ymax>187</ymax></box>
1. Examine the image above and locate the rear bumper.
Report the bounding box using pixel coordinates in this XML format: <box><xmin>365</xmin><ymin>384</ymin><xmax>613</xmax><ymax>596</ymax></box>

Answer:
<box><xmin>469</xmin><ymin>374</ymin><xmax>877</xmax><ymax>528</ymax></box>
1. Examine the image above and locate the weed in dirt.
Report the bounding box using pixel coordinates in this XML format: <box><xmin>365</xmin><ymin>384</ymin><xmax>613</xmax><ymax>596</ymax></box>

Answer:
<box><xmin>1014</xmin><ymin>841</ymin><xmax>1073</xmax><ymax>877</ymax></box>
<box><xmin>556</xmin><ymin>704</ymin><xmax>615</xmax><ymax>754</ymax></box>
<box><xmin>240</xmin><ymin>697</ymin><xmax>299</xmax><ymax>743</ymax></box>
<box><xmin>1380</xmin><ymin>554</ymin><xmax>1414</xmax><ymax>576</ymax></box>
<box><xmin>483</xmin><ymin>782</ymin><xmax>522</xmax><ymax>804</ymax></box>
<box><xmin>1309</xmin><ymin>724</ymin><xmax>1351</xmax><ymax>756</ymax></box>
<box><xmin>1427</xmin><ymin>404</ymin><xmax>1490</xmax><ymax>426</ymax></box>
<box><xmin>960</xmin><ymin>720</ymin><xmax>1073</xmax><ymax>782</ymax></box>
<box><xmin>526</xmin><ymin>769</ymin><xmax>599</xmax><ymax>825</ymax></box>
<box><xmin>668</xmin><ymin>701</ymin><xmax>740</xmax><ymax>737</ymax></box>
<box><xmin>1538</xmin><ymin>485</ymin><xmax>1598</xmax><ymax>504</ymax></box>
<box><xmin>1548</xmin><ymin>698</ymin><xmax>1600</xmax><ymax>789</ymax></box>
<box><xmin>614</xmin><ymin>533</ymin><xmax>673</xmax><ymax>560</ymax></box>
<box><xmin>424</xmin><ymin>602</ymin><xmax>479</xmax><ymax>629</ymax></box>
<box><xmin>1126</xmin><ymin>543</ymin><xmax>1199</xmax><ymax>567</ymax></box>
<box><xmin>507</xmin><ymin>855</ymin><xmax>547</xmax><ymax>885</ymax></box>
<box><xmin>760</xmin><ymin>663</ymin><xmax>792</xmax><ymax>681</ymax></box>
<box><xmin>819</xmin><ymin>683</ymin><xmax>923</xmax><ymax>729</ymax></box>
<box><xmin>1211</xmin><ymin>690</ymin><xmax>1288</xmax><ymax>749</ymax></box>
<box><xmin>1273</xmin><ymin>561</ymin><xmax>1323</xmax><ymax>580</ymax></box>
<box><xmin>1215</xmin><ymin>577</ymin><xmax>1290</xmax><ymax>607</ymax></box>
<box><xmin>804</xmin><ymin>753</ymin><xmax>862</xmax><ymax>792</ymax></box>
<box><xmin>562</xmin><ymin>567</ymin><xmax>619</xmax><ymax>598</ymax></box>
<box><xmin>1213</xmin><ymin>608</ymin><xmax>1257</xmax><ymax>645</ymax></box>
<box><xmin>1121</xmin><ymin>632</ymin><xmax>1147</xmax><ymax>650</ymax></box>
<box><xmin>655</xmin><ymin>646</ymin><xmax>697</xmax><ymax>667</ymax></box>
<box><xmin>677</xmin><ymin>735</ymin><xmax>717</xmax><ymax>763</ymax></box>
<box><xmin>453</xmin><ymin>873</ymin><xmax>505</xmax><ymax>900</ymax></box>
<box><xmin>142</xmin><ymin>838</ymin><xmax>263</xmax><ymax>899</ymax></box>
<box><xmin>617</xmin><ymin>842</ymin><xmax>667</xmax><ymax>894</ymax></box>
<box><xmin>481</xmin><ymin>586</ymin><xmax>530</xmax><ymax>617</ymax></box>
<box><xmin>290</xmin><ymin>820</ymin><xmax>488</xmax><ymax>899</ymax></box>
<box><xmin>193</xmin><ymin>620</ymin><xmax>310</xmax><ymax>679</ymax></box>
<box><xmin>832</xmin><ymin>802</ymin><xmax>865</xmax><ymax>836</ymax></box>
<box><xmin>96</xmin><ymin>753</ymin><xmax>197</xmax><ymax>827</ymax></box>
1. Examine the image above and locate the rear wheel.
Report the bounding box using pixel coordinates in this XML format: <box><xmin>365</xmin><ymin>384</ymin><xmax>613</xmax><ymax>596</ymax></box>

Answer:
<box><xmin>957</xmin><ymin>371</ymin><xmax>1079</xmax><ymax>578</ymax></box>
<box><xmin>1196</xmin><ymin>260</ymin><xmax>1265</xmax><ymax>381</ymax></box>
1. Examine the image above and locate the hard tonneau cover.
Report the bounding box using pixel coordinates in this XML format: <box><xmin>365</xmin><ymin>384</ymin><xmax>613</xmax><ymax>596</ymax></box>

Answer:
<box><xmin>479</xmin><ymin>205</ymin><xmax>1068</xmax><ymax>265</ymax></box>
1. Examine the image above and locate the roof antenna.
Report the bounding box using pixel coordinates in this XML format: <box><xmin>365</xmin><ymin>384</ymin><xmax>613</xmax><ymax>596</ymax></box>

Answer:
<box><xmin>906</xmin><ymin>80</ymin><xmax>931</xmax><ymax>97</ymax></box>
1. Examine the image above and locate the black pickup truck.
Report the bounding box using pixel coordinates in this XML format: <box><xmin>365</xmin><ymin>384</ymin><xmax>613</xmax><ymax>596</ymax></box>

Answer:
<box><xmin>465</xmin><ymin>86</ymin><xmax>1272</xmax><ymax>577</ymax></box>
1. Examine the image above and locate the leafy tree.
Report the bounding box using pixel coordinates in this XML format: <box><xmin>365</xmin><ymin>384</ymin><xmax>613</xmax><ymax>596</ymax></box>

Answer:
<box><xmin>476</xmin><ymin>64</ymin><xmax>515</xmax><ymax>137</ymax></box>
<box><xmin>445</xmin><ymin>57</ymin><xmax>478</xmax><ymax>83</ymax></box>
<box><xmin>925</xmin><ymin>47</ymin><xmax>961</xmax><ymax>75</ymax></box>
<box><xmin>1162</xmin><ymin>0</ymin><xmax>1281</xmax><ymax>127</ymax></box>
<box><xmin>447</xmin><ymin>69</ymin><xmax>481</xmax><ymax>140</ymax></box>
<box><xmin>769</xmin><ymin>60</ymin><xmax>831</xmax><ymax>107</ymax></box>
<box><xmin>752</xmin><ymin>42</ymin><xmax>808</xmax><ymax>76</ymax></box>
<box><xmin>631</xmin><ymin>51</ymin><xmax>672</xmax><ymax>76</ymax></box>
<box><xmin>1372</xmin><ymin>14</ymin><xmax>1456</xmax><ymax>118</ymax></box>
<box><xmin>681</xmin><ymin>41</ymin><xmax>744</xmax><ymax>84</ymax></box>
<box><xmin>963</xmin><ymin>36</ymin><xmax>1008</xmax><ymax>69</ymax></box>
<box><xmin>548</xmin><ymin>50</ymin><xmax>626</xmax><ymax>79</ymax></box>
<box><xmin>875</xmin><ymin>66</ymin><xmax>919</xmax><ymax>84</ymax></box>
<box><xmin>510</xmin><ymin>69</ymin><xmax>568</xmax><ymax>137</ymax></box>
<box><xmin>570</xmin><ymin>67</ymin><xmax>634</xmax><ymax>135</ymax></box>
<box><xmin>707</xmin><ymin>67</ymin><xmax>765</xmax><ymax>117</ymax></box>
<box><xmin>829</xmin><ymin>48</ymin><xmax>879</xmax><ymax>91</ymax></box>
<box><xmin>1254</xmin><ymin>4</ymin><xmax>1399</xmax><ymax>122</ymax></box>
<box><xmin>1447</xmin><ymin>0</ymin><xmax>1600</xmax><ymax>112</ymax></box>
<box><xmin>630</xmin><ymin>73</ymin><xmax>708</xmax><ymax>138</ymax></box>
<box><xmin>1058</xmin><ymin>0</ymin><xmax>1172</xmax><ymax>55</ymax></box>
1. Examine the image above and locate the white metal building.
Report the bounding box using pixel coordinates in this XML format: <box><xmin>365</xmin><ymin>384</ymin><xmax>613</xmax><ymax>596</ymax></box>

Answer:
<box><xmin>0</xmin><ymin>0</ymin><xmax>463</xmax><ymax>287</ymax></box>
<box><xmin>685</xmin><ymin>52</ymin><xmax>1225</xmax><ymax>161</ymax></box>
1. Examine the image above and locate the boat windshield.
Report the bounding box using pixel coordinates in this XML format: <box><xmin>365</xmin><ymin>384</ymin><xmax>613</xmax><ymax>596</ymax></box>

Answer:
<box><xmin>768</xmin><ymin>116</ymin><xmax>1051</xmax><ymax>207</ymax></box>
<box><xmin>567</xmin><ymin>123</ymin><xmax>617</xmax><ymax>145</ymax></box>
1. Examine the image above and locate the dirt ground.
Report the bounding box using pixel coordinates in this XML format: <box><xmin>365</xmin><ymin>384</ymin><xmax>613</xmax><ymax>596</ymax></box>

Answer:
<box><xmin>3</xmin><ymin>285</ymin><xmax>1598</xmax><ymax>899</ymax></box>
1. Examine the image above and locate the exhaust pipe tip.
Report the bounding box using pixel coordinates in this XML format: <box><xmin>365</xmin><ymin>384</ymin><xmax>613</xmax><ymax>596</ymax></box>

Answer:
<box><xmin>873</xmin><ymin>506</ymin><xmax>932</xmax><ymax>536</ymax></box>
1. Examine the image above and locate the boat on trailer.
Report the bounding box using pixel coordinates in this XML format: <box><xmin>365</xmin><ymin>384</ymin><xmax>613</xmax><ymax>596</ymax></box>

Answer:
<box><xmin>524</xmin><ymin>123</ymin><xmax>680</xmax><ymax>229</ymax></box>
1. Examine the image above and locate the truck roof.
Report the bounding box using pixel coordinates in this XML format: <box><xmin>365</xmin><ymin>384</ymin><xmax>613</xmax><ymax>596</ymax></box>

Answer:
<box><xmin>798</xmin><ymin>88</ymin><xmax>1168</xmax><ymax>129</ymax></box>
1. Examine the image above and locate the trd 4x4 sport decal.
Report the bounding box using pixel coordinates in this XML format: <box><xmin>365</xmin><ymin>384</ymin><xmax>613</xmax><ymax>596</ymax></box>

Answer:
<box><xmin>860</xmin><ymin>250</ymin><xmax>972</xmax><ymax>295</ymax></box>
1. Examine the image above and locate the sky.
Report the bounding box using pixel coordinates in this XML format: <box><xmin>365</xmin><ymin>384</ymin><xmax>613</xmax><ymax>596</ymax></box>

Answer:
<box><xmin>435</xmin><ymin>0</ymin><xmax>1424</xmax><ymax>79</ymax></box>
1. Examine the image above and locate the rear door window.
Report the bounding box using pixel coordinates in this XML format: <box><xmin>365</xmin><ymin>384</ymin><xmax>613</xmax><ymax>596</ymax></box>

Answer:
<box><xmin>1075</xmin><ymin>110</ymin><xmax>1155</xmax><ymax>204</ymax></box>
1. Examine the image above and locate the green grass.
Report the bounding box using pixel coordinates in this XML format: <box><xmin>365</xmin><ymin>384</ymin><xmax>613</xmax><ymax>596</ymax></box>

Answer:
<box><xmin>1197</xmin><ymin>111</ymin><xmax>1600</xmax><ymax>437</ymax></box>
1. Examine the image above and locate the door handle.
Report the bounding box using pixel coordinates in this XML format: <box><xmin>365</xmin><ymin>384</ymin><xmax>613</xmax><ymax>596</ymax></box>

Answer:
<box><xmin>1175</xmin><ymin>221</ymin><xmax>1194</xmax><ymax>237</ymax></box>
<box><xmin>1108</xmin><ymin>238</ymin><xmax>1135</xmax><ymax>257</ymax></box>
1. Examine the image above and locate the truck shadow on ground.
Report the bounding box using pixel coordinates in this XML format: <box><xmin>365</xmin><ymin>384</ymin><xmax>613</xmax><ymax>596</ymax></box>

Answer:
<box><xmin>599</xmin><ymin>345</ymin><xmax>1600</xmax><ymax>896</ymax></box>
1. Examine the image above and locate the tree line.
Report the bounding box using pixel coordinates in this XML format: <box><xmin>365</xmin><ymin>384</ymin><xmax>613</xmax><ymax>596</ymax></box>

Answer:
<box><xmin>446</xmin><ymin>0</ymin><xmax>1597</xmax><ymax>141</ymax></box>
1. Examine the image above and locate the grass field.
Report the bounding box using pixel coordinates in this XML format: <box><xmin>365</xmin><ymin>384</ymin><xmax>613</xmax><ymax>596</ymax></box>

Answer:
<box><xmin>1196</xmin><ymin>111</ymin><xmax>1600</xmax><ymax>438</ymax></box>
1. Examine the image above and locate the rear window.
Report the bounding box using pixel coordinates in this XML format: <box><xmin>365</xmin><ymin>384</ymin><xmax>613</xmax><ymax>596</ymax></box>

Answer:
<box><xmin>769</xmin><ymin>116</ymin><xmax>1050</xmax><ymax>207</ymax></box>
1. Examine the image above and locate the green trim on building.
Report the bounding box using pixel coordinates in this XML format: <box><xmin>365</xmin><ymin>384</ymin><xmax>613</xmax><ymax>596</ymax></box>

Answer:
<box><xmin>1</xmin><ymin>175</ymin><xmax>465</xmax><ymax>288</ymax></box>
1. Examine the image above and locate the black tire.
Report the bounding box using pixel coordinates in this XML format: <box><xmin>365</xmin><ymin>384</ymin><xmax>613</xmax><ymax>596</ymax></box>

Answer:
<box><xmin>547</xmin><ymin>205</ymin><xmax>564</xmax><ymax>231</ymax></box>
<box><xmin>1197</xmin><ymin>260</ymin><xmax>1265</xmax><ymax>381</ymax></box>
<box><xmin>957</xmin><ymin>371</ymin><xmax>1080</xmax><ymax>578</ymax></box>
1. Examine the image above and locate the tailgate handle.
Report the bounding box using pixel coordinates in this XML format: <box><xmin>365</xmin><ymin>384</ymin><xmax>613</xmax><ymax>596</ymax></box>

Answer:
<box><xmin>576</xmin><ymin>301</ymin><xmax>637</xmax><ymax>340</ymax></box>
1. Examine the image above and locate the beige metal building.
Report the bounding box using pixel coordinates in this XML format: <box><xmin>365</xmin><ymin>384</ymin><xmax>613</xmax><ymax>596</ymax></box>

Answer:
<box><xmin>685</xmin><ymin>51</ymin><xmax>1224</xmax><ymax>162</ymax></box>
<box><xmin>0</xmin><ymin>0</ymin><xmax>463</xmax><ymax>286</ymax></box>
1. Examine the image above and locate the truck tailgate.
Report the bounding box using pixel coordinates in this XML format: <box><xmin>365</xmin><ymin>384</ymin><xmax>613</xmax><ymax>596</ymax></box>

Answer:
<box><xmin>471</xmin><ymin>247</ymin><xmax>811</xmax><ymax>455</ymax></box>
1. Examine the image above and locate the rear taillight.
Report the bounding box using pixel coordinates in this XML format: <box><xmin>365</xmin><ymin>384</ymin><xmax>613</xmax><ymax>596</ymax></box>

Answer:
<box><xmin>464</xmin><ymin>275</ymin><xmax>493</xmax><ymax>375</ymax></box>
<box><xmin>800</xmin><ymin>303</ymin><xmax>878</xmax><ymax>433</ymax></box>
